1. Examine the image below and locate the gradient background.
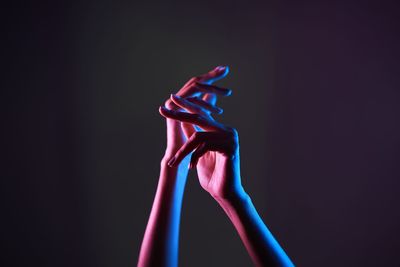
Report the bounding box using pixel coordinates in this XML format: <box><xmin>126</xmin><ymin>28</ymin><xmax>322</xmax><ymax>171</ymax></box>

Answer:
<box><xmin>2</xmin><ymin>0</ymin><xmax>400</xmax><ymax>266</ymax></box>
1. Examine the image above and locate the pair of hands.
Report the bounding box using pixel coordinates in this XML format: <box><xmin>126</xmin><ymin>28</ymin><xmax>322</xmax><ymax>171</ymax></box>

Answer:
<box><xmin>139</xmin><ymin>66</ymin><xmax>294</xmax><ymax>267</ymax></box>
<box><xmin>159</xmin><ymin>66</ymin><xmax>244</xmax><ymax>201</ymax></box>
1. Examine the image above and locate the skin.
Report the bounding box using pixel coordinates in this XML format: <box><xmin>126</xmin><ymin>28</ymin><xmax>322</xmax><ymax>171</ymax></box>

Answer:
<box><xmin>138</xmin><ymin>67</ymin><xmax>294</xmax><ymax>267</ymax></box>
<box><xmin>137</xmin><ymin>66</ymin><xmax>230</xmax><ymax>267</ymax></box>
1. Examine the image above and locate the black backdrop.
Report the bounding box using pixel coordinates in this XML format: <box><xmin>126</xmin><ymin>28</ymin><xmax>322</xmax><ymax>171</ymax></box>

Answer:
<box><xmin>2</xmin><ymin>1</ymin><xmax>400</xmax><ymax>266</ymax></box>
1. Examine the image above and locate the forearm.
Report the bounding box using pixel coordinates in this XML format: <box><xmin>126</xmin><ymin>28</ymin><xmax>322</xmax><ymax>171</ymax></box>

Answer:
<box><xmin>138</xmin><ymin>156</ymin><xmax>189</xmax><ymax>267</ymax></box>
<box><xmin>216</xmin><ymin>190</ymin><xmax>294</xmax><ymax>267</ymax></box>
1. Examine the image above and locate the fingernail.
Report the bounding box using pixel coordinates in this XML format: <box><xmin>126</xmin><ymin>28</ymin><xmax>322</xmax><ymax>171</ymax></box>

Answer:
<box><xmin>170</xmin><ymin>94</ymin><xmax>181</xmax><ymax>101</ymax></box>
<box><xmin>160</xmin><ymin>106</ymin><xmax>172</xmax><ymax>113</ymax></box>
<box><xmin>168</xmin><ymin>156</ymin><xmax>176</xmax><ymax>167</ymax></box>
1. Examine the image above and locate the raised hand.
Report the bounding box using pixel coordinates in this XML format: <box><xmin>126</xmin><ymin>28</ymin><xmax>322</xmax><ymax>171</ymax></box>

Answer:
<box><xmin>138</xmin><ymin>66</ymin><xmax>231</xmax><ymax>267</ymax></box>
<box><xmin>160</xmin><ymin>95</ymin><xmax>243</xmax><ymax>200</ymax></box>
<box><xmin>159</xmin><ymin>83</ymin><xmax>294</xmax><ymax>267</ymax></box>
<box><xmin>140</xmin><ymin>67</ymin><xmax>293</xmax><ymax>267</ymax></box>
<box><xmin>162</xmin><ymin>66</ymin><xmax>231</xmax><ymax>158</ymax></box>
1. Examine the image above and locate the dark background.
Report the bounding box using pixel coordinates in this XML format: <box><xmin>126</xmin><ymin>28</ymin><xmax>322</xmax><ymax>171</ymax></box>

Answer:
<box><xmin>2</xmin><ymin>0</ymin><xmax>400</xmax><ymax>266</ymax></box>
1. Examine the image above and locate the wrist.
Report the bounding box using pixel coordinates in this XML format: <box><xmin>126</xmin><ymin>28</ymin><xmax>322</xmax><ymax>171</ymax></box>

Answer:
<box><xmin>160</xmin><ymin>154</ymin><xmax>190</xmax><ymax>179</ymax></box>
<box><xmin>214</xmin><ymin>186</ymin><xmax>249</xmax><ymax>208</ymax></box>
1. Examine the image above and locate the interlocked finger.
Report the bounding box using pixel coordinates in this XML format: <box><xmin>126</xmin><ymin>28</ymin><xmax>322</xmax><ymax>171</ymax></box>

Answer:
<box><xmin>159</xmin><ymin>106</ymin><xmax>222</xmax><ymax>131</ymax></box>
<box><xmin>167</xmin><ymin>132</ymin><xmax>208</xmax><ymax>167</ymax></box>
<box><xmin>186</xmin><ymin>97</ymin><xmax>223</xmax><ymax>114</ymax></box>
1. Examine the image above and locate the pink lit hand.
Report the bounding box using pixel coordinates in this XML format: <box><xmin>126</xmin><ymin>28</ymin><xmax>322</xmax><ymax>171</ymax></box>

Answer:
<box><xmin>160</xmin><ymin>88</ymin><xmax>294</xmax><ymax>267</ymax></box>
<box><xmin>140</xmin><ymin>67</ymin><xmax>293</xmax><ymax>267</ymax></box>
<box><xmin>159</xmin><ymin>97</ymin><xmax>243</xmax><ymax>200</ymax></box>
<box><xmin>162</xmin><ymin>66</ymin><xmax>231</xmax><ymax>160</ymax></box>
<box><xmin>138</xmin><ymin>66</ymin><xmax>231</xmax><ymax>267</ymax></box>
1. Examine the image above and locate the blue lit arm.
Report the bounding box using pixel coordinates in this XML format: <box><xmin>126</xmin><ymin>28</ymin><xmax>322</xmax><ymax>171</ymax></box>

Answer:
<box><xmin>161</xmin><ymin>91</ymin><xmax>294</xmax><ymax>267</ymax></box>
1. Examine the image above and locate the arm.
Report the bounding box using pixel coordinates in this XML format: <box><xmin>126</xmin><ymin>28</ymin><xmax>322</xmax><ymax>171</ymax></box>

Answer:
<box><xmin>160</xmin><ymin>92</ymin><xmax>294</xmax><ymax>267</ymax></box>
<box><xmin>137</xmin><ymin>153</ymin><xmax>189</xmax><ymax>267</ymax></box>
<box><xmin>216</xmin><ymin>184</ymin><xmax>293</xmax><ymax>267</ymax></box>
<box><xmin>138</xmin><ymin>66</ymin><xmax>230</xmax><ymax>267</ymax></box>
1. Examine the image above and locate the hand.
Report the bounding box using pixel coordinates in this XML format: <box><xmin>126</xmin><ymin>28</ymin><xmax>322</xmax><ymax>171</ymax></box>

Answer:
<box><xmin>162</xmin><ymin>66</ymin><xmax>231</xmax><ymax>159</ymax></box>
<box><xmin>138</xmin><ymin>67</ymin><xmax>231</xmax><ymax>267</ymax></box>
<box><xmin>159</xmin><ymin>94</ymin><xmax>294</xmax><ymax>267</ymax></box>
<box><xmin>159</xmin><ymin>96</ymin><xmax>244</xmax><ymax>200</ymax></box>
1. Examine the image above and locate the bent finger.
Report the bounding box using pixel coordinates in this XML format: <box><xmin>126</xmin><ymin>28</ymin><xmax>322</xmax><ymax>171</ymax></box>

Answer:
<box><xmin>170</xmin><ymin>94</ymin><xmax>207</xmax><ymax>115</ymax></box>
<box><xmin>168</xmin><ymin>132</ymin><xmax>207</xmax><ymax>167</ymax></box>
<box><xmin>159</xmin><ymin>106</ymin><xmax>221</xmax><ymax>131</ymax></box>
<box><xmin>202</xmin><ymin>93</ymin><xmax>217</xmax><ymax>105</ymax></box>
<box><xmin>194</xmin><ymin>82</ymin><xmax>232</xmax><ymax>96</ymax></box>
<box><xmin>198</xmin><ymin>65</ymin><xmax>230</xmax><ymax>84</ymax></box>
<box><xmin>186</xmin><ymin>97</ymin><xmax>223</xmax><ymax>114</ymax></box>
<box><xmin>190</xmin><ymin>142</ymin><xmax>209</xmax><ymax>169</ymax></box>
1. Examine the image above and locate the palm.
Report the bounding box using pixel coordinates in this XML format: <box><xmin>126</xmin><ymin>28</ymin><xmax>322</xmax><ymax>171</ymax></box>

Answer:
<box><xmin>196</xmin><ymin>151</ymin><xmax>230</xmax><ymax>196</ymax></box>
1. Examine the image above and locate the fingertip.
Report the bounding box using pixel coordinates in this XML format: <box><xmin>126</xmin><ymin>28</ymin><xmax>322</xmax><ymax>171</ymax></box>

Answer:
<box><xmin>219</xmin><ymin>65</ymin><xmax>229</xmax><ymax>72</ymax></box>
<box><xmin>216</xmin><ymin>65</ymin><xmax>229</xmax><ymax>77</ymax></box>
<box><xmin>167</xmin><ymin>156</ymin><xmax>176</xmax><ymax>167</ymax></box>
<box><xmin>220</xmin><ymin>88</ymin><xmax>232</xmax><ymax>97</ymax></box>
<box><xmin>170</xmin><ymin>93</ymin><xmax>182</xmax><ymax>101</ymax></box>
<box><xmin>170</xmin><ymin>94</ymin><xmax>181</xmax><ymax>107</ymax></box>
<box><xmin>159</xmin><ymin>105</ymin><xmax>170</xmax><ymax>116</ymax></box>
<box><xmin>158</xmin><ymin>106</ymin><xmax>165</xmax><ymax>116</ymax></box>
<box><xmin>165</xmin><ymin>99</ymin><xmax>175</xmax><ymax>109</ymax></box>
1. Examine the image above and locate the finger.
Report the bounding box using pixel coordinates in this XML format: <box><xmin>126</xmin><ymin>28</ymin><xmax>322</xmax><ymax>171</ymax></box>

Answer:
<box><xmin>198</xmin><ymin>65</ymin><xmax>230</xmax><ymax>84</ymax></box>
<box><xmin>194</xmin><ymin>82</ymin><xmax>232</xmax><ymax>96</ymax></box>
<box><xmin>170</xmin><ymin>94</ymin><xmax>207</xmax><ymax>115</ymax></box>
<box><xmin>175</xmin><ymin>66</ymin><xmax>230</xmax><ymax>101</ymax></box>
<box><xmin>177</xmin><ymin>81</ymin><xmax>231</xmax><ymax>101</ymax></box>
<box><xmin>202</xmin><ymin>93</ymin><xmax>217</xmax><ymax>105</ymax></box>
<box><xmin>164</xmin><ymin>98</ymin><xmax>196</xmax><ymax>138</ymax></box>
<box><xmin>159</xmin><ymin>106</ymin><xmax>221</xmax><ymax>130</ymax></box>
<box><xmin>164</xmin><ymin>98</ymin><xmax>179</xmax><ymax>110</ymax></box>
<box><xmin>181</xmin><ymin>122</ymin><xmax>196</xmax><ymax>139</ymax></box>
<box><xmin>168</xmin><ymin>132</ymin><xmax>207</xmax><ymax>167</ymax></box>
<box><xmin>189</xmin><ymin>142</ymin><xmax>209</xmax><ymax>169</ymax></box>
<box><xmin>186</xmin><ymin>97</ymin><xmax>223</xmax><ymax>114</ymax></box>
<box><xmin>172</xmin><ymin>94</ymin><xmax>223</xmax><ymax>115</ymax></box>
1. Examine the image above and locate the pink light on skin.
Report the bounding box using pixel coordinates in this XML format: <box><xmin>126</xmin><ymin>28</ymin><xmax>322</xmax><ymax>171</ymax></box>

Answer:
<box><xmin>138</xmin><ymin>66</ymin><xmax>294</xmax><ymax>267</ymax></box>
<box><xmin>138</xmin><ymin>66</ymin><xmax>230</xmax><ymax>267</ymax></box>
